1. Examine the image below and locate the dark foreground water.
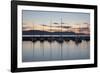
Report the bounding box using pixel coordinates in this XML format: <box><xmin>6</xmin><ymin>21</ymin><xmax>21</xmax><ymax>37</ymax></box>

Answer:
<box><xmin>22</xmin><ymin>40</ymin><xmax>90</xmax><ymax>62</ymax></box>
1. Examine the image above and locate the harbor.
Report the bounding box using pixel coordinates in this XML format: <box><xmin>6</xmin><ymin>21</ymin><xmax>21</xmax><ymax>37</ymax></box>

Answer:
<box><xmin>22</xmin><ymin>35</ymin><xmax>90</xmax><ymax>43</ymax></box>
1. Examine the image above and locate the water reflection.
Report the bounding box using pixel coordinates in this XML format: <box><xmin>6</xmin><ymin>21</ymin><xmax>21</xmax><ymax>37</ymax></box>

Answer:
<box><xmin>22</xmin><ymin>40</ymin><xmax>90</xmax><ymax>62</ymax></box>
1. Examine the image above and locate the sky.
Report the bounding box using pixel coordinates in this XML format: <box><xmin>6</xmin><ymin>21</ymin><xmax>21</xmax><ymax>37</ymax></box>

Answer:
<box><xmin>22</xmin><ymin>10</ymin><xmax>90</xmax><ymax>34</ymax></box>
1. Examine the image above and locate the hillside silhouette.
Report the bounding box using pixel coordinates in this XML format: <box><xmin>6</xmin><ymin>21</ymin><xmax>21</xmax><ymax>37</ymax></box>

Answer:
<box><xmin>23</xmin><ymin>30</ymin><xmax>87</xmax><ymax>35</ymax></box>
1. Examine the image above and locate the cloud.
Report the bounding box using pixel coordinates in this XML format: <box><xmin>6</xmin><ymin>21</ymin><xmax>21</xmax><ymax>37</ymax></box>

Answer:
<box><xmin>22</xmin><ymin>22</ymin><xmax>90</xmax><ymax>34</ymax></box>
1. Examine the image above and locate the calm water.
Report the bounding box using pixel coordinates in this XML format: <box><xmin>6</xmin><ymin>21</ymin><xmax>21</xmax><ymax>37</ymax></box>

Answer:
<box><xmin>22</xmin><ymin>40</ymin><xmax>90</xmax><ymax>62</ymax></box>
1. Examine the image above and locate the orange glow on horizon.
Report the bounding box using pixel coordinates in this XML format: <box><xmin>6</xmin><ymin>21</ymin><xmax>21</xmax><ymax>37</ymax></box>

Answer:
<box><xmin>22</xmin><ymin>22</ymin><xmax>90</xmax><ymax>34</ymax></box>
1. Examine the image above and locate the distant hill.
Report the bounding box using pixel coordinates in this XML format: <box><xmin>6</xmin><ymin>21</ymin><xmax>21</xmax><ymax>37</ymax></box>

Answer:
<box><xmin>22</xmin><ymin>30</ymin><xmax>86</xmax><ymax>35</ymax></box>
